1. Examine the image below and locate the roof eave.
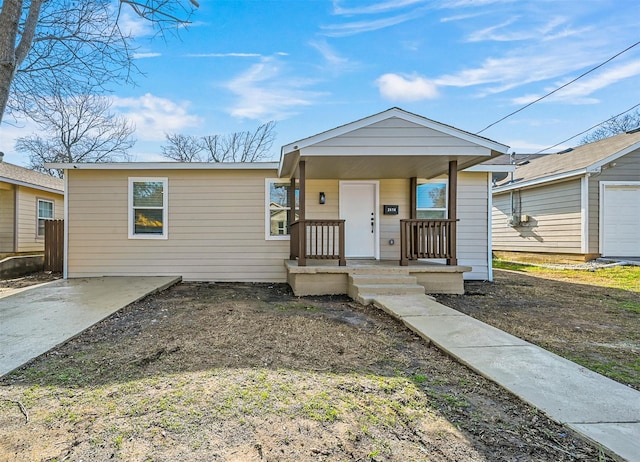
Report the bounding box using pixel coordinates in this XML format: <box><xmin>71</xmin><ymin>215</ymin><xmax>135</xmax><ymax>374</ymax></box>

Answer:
<box><xmin>493</xmin><ymin>169</ymin><xmax>587</xmax><ymax>193</ymax></box>
<box><xmin>45</xmin><ymin>162</ymin><xmax>281</xmax><ymax>171</ymax></box>
<box><xmin>0</xmin><ymin>177</ymin><xmax>64</xmax><ymax>194</ymax></box>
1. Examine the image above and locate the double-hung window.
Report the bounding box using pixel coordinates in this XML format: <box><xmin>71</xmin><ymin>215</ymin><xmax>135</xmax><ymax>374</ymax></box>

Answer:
<box><xmin>37</xmin><ymin>199</ymin><xmax>54</xmax><ymax>237</ymax></box>
<box><xmin>265</xmin><ymin>179</ymin><xmax>298</xmax><ymax>240</ymax></box>
<box><xmin>416</xmin><ymin>180</ymin><xmax>447</xmax><ymax>219</ymax></box>
<box><xmin>129</xmin><ymin>177</ymin><xmax>168</xmax><ymax>239</ymax></box>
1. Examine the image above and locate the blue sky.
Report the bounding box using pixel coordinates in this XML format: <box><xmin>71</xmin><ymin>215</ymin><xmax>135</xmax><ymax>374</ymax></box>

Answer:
<box><xmin>2</xmin><ymin>0</ymin><xmax>640</xmax><ymax>165</ymax></box>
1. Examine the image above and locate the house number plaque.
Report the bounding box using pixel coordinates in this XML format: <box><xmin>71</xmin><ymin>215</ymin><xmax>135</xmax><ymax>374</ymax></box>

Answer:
<box><xmin>383</xmin><ymin>205</ymin><xmax>399</xmax><ymax>215</ymax></box>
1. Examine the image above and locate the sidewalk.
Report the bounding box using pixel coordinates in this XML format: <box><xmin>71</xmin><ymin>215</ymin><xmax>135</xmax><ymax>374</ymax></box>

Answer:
<box><xmin>372</xmin><ymin>293</ymin><xmax>640</xmax><ymax>462</ymax></box>
<box><xmin>0</xmin><ymin>276</ymin><xmax>181</xmax><ymax>377</ymax></box>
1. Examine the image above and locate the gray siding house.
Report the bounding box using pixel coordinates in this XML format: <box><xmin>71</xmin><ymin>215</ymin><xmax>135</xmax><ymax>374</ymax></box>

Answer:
<box><xmin>492</xmin><ymin>130</ymin><xmax>640</xmax><ymax>261</ymax></box>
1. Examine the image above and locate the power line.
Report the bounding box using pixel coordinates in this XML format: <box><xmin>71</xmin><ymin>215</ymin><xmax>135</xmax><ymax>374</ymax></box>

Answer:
<box><xmin>534</xmin><ymin>102</ymin><xmax>640</xmax><ymax>154</ymax></box>
<box><xmin>476</xmin><ymin>40</ymin><xmax>640</xmax><ymax>135</ymax></box>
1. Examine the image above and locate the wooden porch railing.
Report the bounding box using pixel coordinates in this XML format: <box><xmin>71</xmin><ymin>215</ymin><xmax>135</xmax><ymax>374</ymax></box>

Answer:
<box><xmin>400</xmin><ymin>219</ymin><xmax>458</xmax><ymax>266</ymax></box>
<box><xmin>290</xmin><ymin>220</ymin><xmax>346</xmax><ymax>266</ymax></box>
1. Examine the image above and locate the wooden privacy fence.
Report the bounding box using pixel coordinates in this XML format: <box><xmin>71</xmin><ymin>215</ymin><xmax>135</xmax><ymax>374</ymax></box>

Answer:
<box><xmin>290</xmin><ymin>220</ymin><xmax>346</xmax><ymax>267</ymax></box>
<box><xmin>400</xmin><ymin>219</ymin><xmax>458</xmax><ymax>266</ymax></box>
<box><xmin>44</xmin><ymin>219</ymin><xmax>64</xmax><ymax>272</ymax></box>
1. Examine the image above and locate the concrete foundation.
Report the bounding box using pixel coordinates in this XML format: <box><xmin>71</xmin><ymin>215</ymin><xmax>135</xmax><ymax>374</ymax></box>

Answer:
<box><xmin>0</xmin><ymin>255</ymin><xmax>44</xmax><ymax>279</ymax></box>
<box><xmin>285</xmin><ymin>260</ymin><xmax>470</xmax><ymax>297</ymax></box>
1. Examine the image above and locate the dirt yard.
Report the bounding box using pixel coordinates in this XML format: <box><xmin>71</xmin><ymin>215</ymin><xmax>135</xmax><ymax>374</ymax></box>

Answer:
<box><xmin>0</xmin><ymin>274</ymin><xmax>616</xmax><ymax>462</ymax></box>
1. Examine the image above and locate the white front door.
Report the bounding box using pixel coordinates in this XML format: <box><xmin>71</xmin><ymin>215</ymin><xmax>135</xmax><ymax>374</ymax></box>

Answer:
<box><xmin>340</xmin><ymin>182</ymin><xmax>378</xmax><ymax>258</ymax></box>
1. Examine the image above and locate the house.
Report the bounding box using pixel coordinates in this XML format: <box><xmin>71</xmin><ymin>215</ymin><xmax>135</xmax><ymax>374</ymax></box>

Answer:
<box><xmin>0</xmin><ymin>161</ymin><xmax>64</xmax><ymax>255</ymax></box>
<box><xmin>491</xmin><ymin>130</ymin><xmax>640</xmax><ymax>262</ymax></box>
<box><xmin>48</xmin><ymin>108</ymin><xmax>510</xmax><ymax>295</ymax></box>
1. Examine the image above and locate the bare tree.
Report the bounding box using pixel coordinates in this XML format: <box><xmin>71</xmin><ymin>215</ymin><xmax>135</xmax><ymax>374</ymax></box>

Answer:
<box><xmin>16</xmin><ymin>91</ymin><xmax>136</xmax><ymax>177</ymax></box>
<box><xmin>0</xmin><ymin>0</ymin><xmax>198</xmax><ymax>125</ymax></box>
<box><xmin>162</xmin><ymin>121</ymin><xmax>278</xmax><ymax>162</ymax></box>
<box><xmin>161</xmin><ymin>133</ymin><xmax>204</xmax><ymax>162</ymax></box>
<box><xmin>581</xmin><ymin>110</ymin><xmax>640</xmax><ymax>144</ymax></box>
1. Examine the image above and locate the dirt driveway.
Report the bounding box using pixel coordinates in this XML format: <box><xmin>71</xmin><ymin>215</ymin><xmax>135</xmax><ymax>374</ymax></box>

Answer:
<box><xmin>0</xmin><ymin>277</ymin><xmax>612</xmax><ymax>461</ymax></box>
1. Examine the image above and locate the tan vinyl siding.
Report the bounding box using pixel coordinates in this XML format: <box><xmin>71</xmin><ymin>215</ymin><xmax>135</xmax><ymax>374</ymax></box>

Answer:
<box><xmin>15</xmin><ymin>186</ymin><xmax>64</xmax><ymax>252</ymax></box>
<box><xmin>306</xmin><ymin>180</ymin><xmax>339</xmax><ymax>219</ymax></box>
<box><xmin>588</xmin><ymin>148</ymin><xmax>640</xmax><ymax>254</ymax></box>
<box><xmin>308</xmin><ymin>175</ymin><xmax>489</xmax><ymax>278</ymax></box>
<box><xmin>0</xmin><ymin>186</ymin><xmax>15</xmax><ymax>253</ymax></box>
<box><xmin>379</xmin><ymin>179</ymin><xmax>411</xmax><ymax>261</ymax></box>
<box><xmin>67</xmin><ymin>169</ymin><xmax>289</xmax><ymax>281</ymax></box>
<box><xmin>457</xmin><ymin>172</ymin><xmax>490</xmax><ymax>280</ymax></box>
<box><xmin>309</xmin><ymin>118</ymin><xmax>483</xmax><ymax>156</ymax></box>
<box><xmin>493</xmin><ymin>179</ymin><xmax>582</xmax><ymax>253</ymax></box>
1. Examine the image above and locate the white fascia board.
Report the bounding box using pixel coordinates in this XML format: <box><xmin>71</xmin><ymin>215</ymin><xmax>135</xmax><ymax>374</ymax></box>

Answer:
<box><xmin>45</xmin><ymin>162</ymin><xmax>280</xmax><ymax>171</ymax></box>
<box><xmin>492</xmin><ymin>169</ymin><xmax>587</xmax><ymax>193</ymax></box>
<box><xmin>465</xmin><ymin>164</ymin><xmax>516</xmax><ymax>173</ymax></box>
<box><xmin>0</xmin><ymin>177</ymin><xmax>64</xmax><ymax>194</ymax></box>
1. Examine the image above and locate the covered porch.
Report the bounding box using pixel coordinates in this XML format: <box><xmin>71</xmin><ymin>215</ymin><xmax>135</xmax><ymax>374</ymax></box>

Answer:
<box><xmin>276</xmin><ymin>108</ymin><xmax>509</xmax><ymax>295</ymax></box>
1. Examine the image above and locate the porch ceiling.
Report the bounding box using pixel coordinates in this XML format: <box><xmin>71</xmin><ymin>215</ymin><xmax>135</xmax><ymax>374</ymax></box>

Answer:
<box><xmin>282</xmin><ymin>150</ymin><xmax>501</xmax><ymax>180</ymax></box>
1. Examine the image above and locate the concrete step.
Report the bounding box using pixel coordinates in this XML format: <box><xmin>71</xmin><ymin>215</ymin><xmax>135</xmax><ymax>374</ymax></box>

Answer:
<box><xmin>349</xmin><ymin>282</ymin><xmax>425</xmax><ymax>305</ymax></box>
<box><xmin>349</xmin><ymin>274</ymin><xmax>418</xmax><ymax>285</ymax></box>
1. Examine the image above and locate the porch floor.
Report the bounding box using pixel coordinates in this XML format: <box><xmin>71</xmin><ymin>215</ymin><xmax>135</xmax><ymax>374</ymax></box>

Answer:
<box><xmin>285</xmin><ymin>259</ymin><xmax>471</xmax><ymax>296</ymax></box>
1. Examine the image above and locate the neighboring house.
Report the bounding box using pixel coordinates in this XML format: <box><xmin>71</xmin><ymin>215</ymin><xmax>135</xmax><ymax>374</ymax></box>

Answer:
<box><xmin>491</xmin><ymin>130</ymin><xmax>640</xmax><ymax>261</ymax></box>
<box><xmin>49</xmin><ymin>108</ymin><xmax>509</xmax><ymax>294</ymax></box>
<box><xmin>0</xmin><ymin>161</ymin><xmax>64</xmax><ymax>255</ymax></box>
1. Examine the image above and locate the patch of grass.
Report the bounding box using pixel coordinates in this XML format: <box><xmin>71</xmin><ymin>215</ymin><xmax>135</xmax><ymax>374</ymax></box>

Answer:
<box><xmin>618</xmin><ymin>300</ymin><xmax>640</xmax><ymax>314</ymax></box>
<box><xmin>302</xmin><ymin>392</ymin><xmax>340</xmax><ymax>422</ymax></box>
<box><xmin>565</xmin><ymin>355</ymin><xmax>640</xmax><ymax>386</ymax></box>
<box><xmin>494</xmin><ymin>260</ymin><xmax>640</xmax><ymax>292</ymax></box>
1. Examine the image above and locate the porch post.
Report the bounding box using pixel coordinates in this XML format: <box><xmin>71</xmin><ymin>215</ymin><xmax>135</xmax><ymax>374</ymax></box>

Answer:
<box><xmin>448</xmin><ymin>161</ymin><xmax>458</xmax><ymax>265</ymax></box>
<box><xmin>288</xmin><ymin>177</ymin><xmax>296</xmax><ymax>260</ymax></box>
<box><xmin>409</xmin><ymin>177</ymin><xmax>417</xmax><ymax>219</ymax></box>
<box><xmin>298</xmin><ymin>161</ymin><xmax>307</xmax><ymax>266</ymax></box>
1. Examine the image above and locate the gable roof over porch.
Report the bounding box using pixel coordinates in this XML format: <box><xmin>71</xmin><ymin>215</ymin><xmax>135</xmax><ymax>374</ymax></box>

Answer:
<box><xmin>279</xmin><ymin>107</ymin><xmax>509</xmax><ymax>179</ymax></box>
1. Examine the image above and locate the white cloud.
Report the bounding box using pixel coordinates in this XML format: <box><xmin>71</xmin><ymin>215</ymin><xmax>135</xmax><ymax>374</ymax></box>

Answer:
<box><xmin>332</xmin><ymin>0</ymin><xmax>428</xmax><ymax>15</ymax></box>
<box><xmin>376</xmin><ymin>73</ymin><xmax>438</xmax><ymax>101</ymax></box>
<box><xmin>511</xmin><ymin>59</ymin><xmax>640</xmax><ymax>105</ymax></box>
<box><xmin>133</xmin><ymin>52</ymin><xmax>162</xmax><ymax>59</ymax></box>
<box><xmin>111</xmin><ymin>93</ymin><xmax>203</xmax><ymax>141</ymax></box>
<box><xmin>114</xmin><ymin>5</ymin><xmax>155</xmax><ymax>37</ymax></box>
<box><xmin>466</xmin><ymin>16</ymin><xmax>589</xmax><ymax>43</ymax></box>
<box><xmin>440</xmin><ymin>0</ymin><xmax>513</xmax><ymax>7</ymax></box>
<box><xmin>226</xmin><ymin>57</ymin><xmax>326</xmax><ymax>120</ymax></box>
<box><xmin>321</xmin><ymin>8</ymin><xmax>427</xmax><ymax>37</ymax></box>
<box><xmin>308</xmin><ymin>40</ymin><xmax>359</xmax><ymax>74</ymax></box>
<box><xmin>186</xmin><ymin>52</ymin><xmax>262</xmax><ymax>58</ymax></box>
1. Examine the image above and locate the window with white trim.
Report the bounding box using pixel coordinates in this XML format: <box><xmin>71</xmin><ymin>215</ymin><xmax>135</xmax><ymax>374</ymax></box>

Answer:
<box><xmin>265</xmin><ymin>179</ymin><xmax>298</xmax><ymax>239</ymax></box>
<box><xmin>416</xmin><ymin>180</ymin><xmax>447</xmax><ymax>219</ymax></box>
<box><xmin>37</xmin><ymin>199</ymin><xmax>54</xmax><ymax>237</ymax></box>
<box><xmin>128</xmin><ymin>177</ymin><xmax>168</xmax><ymax>239</ymax></box>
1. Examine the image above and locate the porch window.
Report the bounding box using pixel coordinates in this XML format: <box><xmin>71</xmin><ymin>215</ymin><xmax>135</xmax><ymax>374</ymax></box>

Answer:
<box><xmin>37</xmin><ymin>199</ymin><xmax>54</xmax><ymax>237</ymax></box>
<box><xmin>128</xmin><ymin>177</ymin><xmax>168</xmax><ymax>239</ymax></box>
<box><xmin>265</xmin><ymin>179</ymin><xmax>298</xmax><ymax>240</ymax></box>
<box><xmin>417</xmin><ymin>181</ymin><xmax>447</xmax><ymax>219</ymax></box>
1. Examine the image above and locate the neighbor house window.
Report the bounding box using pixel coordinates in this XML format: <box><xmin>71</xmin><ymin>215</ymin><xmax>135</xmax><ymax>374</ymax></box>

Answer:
<box><xmin>128</xmin><ymin>177</ymin><xmax>168</xmax><ymax>239</ymax></box>
<box><xmin>416</xmin><ymin>181</ymin><xmax>447</xmax><ymax>219</ymax></box>
<box><xmin>37</xmin><ymin>199</ymin><xmax>54</xmax><ymax>237</ymax></box>
<box><xmin>265</xmin><ymin>179</ymin><xmax>298</xmax><ymax>240</ymax></box>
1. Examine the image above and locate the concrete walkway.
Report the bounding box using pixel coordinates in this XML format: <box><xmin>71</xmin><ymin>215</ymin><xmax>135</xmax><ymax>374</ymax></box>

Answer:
<box><xmin>373</xmin><ymin>293</ymin><xmax>640</xmax><ymax>462</ymax></box>
<box><xmin>0</xmin><ymin>276</ymin><xmax>181</xmax><ymax>377</ymax></box>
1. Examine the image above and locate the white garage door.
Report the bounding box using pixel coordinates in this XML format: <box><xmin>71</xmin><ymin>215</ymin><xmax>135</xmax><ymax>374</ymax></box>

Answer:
<box><xmin>601</xmin><ymin>183</ymin><xmax>640</xmax><ymax>257</ymax></box>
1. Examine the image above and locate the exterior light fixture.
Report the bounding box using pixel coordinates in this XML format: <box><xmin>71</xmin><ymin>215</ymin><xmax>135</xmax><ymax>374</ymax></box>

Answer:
<box><xmin>319</xmin><ymin>192</ymin><xmax>326</xmax><ymax>204</ymax></box>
